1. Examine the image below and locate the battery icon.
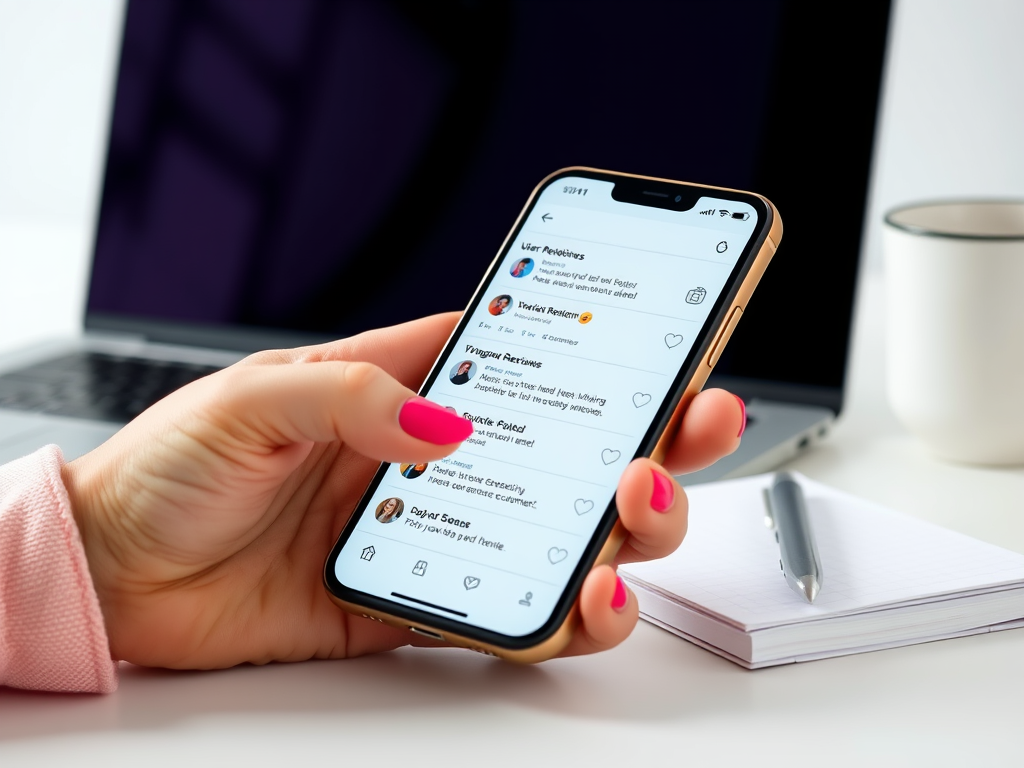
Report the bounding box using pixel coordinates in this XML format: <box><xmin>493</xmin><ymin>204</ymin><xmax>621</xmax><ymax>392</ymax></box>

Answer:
<box><xmin>731</xmin><ymin>211</ymin><xmax>750</xmax><ymax>221</ymax></box>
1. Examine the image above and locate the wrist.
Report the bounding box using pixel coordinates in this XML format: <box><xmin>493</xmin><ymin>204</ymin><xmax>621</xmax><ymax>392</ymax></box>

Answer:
<box><xmin>61</xmin><ymin>452</ymin><xmax>120</xmax><ymax>647</ymax></box>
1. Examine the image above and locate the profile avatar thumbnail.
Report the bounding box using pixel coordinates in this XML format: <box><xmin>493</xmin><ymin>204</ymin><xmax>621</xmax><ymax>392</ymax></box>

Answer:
<box><xmin>510</xmin><ymin>258</ymin><xmax>534</xmax><ymax>278</ymax></box>
<box><xmin>400</xmin><ymin>463</ymin><xmax>428</xmax><ymax>479</ymax></box>
<box><xmin>488</xmin><ymin>294</ymin><xmax>512</xmax><ymax>316</ymax></box>
<box><xmin>374</xmin><ymin>497</ymin><xmax>405</xmax><ymax>524</ymax></box>
<box><xmin>449</xmin><ymin>359</ymin><xmax>477</xmax><ymax>385</ymax></box>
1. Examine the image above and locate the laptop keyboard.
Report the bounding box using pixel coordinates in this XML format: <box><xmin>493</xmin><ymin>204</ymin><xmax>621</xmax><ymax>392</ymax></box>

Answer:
<box><xmin>0</xmin><ymin>352</ymin><xmax>222</xmax><ymax>423</ymax></box>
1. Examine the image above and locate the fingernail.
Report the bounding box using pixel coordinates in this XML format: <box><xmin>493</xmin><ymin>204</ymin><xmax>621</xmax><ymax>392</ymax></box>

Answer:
<box><xmin>399</xmin><ymin>397</ymin><xmax>473</xmax><ymax>444</ymax></box>
<box><xmin>734</xmin><ymin>395</ymin><xmax>747</xmax><ymax>438</ymax></box>
<box><xmin>650</xmin><ymin>469</ymin><xmax>675</xmax><ymax>513</ymax></box>
<box><xmin>611</xmin><ymin>576</ymin><xmax>628</xmax><ymax>612</ymax></box>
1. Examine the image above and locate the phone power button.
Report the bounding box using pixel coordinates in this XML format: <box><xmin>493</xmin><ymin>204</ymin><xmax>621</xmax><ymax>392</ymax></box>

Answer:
<box><xmin>707</xmin><ymin>306</ymin><xmax>743</xmax><ymax>368</ymax></box>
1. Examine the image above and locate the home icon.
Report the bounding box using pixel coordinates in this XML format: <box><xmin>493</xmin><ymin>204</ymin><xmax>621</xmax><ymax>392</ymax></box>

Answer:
<box><xmin>360</xmin><ymin>546</ymin><xmax>376</xmax><ymax>561</ymax></box>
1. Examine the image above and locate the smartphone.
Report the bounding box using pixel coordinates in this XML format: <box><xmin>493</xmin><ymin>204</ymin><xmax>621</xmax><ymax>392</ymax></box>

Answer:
<box><xmin>324</xmin><ymin>167</ymin><xmax>781</xmax><ymax>661</ymax></box>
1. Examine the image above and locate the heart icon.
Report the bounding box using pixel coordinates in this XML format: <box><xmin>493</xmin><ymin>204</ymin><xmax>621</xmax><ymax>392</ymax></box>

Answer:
<box><xmin>574</xmin><ymin>498</ymin><xmax>594</xmax><ymax>515</ymax></box>
<box><xmin>601</xmin><ymin>448</ymin><xmax>621</xmax><ymax>465</ymax></box>
<box><xmin>463</xmin><ymin>576</ymin><xmax>480</xmax><ymax>590</ymax></box>
<box><xmin>632</xmin><ymin>392</ymin><xmax>652</xmax><ymax>408</ymax></box>
<box><xmin>664</xmin><ymin>333</ymin><xmax>683</xmax><ymax>349</ymax></box>
<box><xmin>548</xmin><ymin>547</ymin><xmax>568</xmax><ymax>564</ymax></box>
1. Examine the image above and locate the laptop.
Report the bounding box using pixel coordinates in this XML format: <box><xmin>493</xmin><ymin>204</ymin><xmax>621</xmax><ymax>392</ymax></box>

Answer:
<box><xmin>0</xmin><ymin>0</ymin><xmax>892</xmax><ymax>482</ymax></box>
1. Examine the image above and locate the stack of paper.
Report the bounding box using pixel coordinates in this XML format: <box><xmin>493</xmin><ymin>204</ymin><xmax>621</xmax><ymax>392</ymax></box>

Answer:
<box><xmin>620</xmin><ymin>473</ymin><xmax>1024</xmax><ymax>668</ymax></box>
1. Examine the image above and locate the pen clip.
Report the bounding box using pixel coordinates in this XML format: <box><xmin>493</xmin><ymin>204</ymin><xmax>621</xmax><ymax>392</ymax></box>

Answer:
<box><xmin>761</xmin><ymin>487</ymin><xmax>776</xmax><ymax>531</ymax></box>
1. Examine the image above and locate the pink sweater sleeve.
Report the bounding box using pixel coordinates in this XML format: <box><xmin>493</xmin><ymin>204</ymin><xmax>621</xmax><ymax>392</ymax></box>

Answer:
<box><xmin>0</xmin><ymin>445</ymin><xmax>118</xmax><ymax>693</ymax></box>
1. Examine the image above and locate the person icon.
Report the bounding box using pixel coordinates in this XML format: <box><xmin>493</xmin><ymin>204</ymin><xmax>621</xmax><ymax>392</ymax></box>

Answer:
<box><xmin>399</xmin><ymin>462</ymin><xmax>428</xmax><ymax>479</ymax></box>
<box><xmin>448</xmin><ymin>360</ymin><xmax>476</xmax><ymax>385</ymax></box>
<box><xmin>488</xmin><ymin>294</ymin><xmax>512</xmax><ymax>316</ymax></box>
<box><xmin>374</xmin><ymin>497</ymin><xmax>405</xmax><ymax>524</ymax></box>
<box><xmin>510</xmin><ymin>258</ymin><xmax>534</xmax><ymax>278</ymax></box>
<box><xmin>519</xmin><ymin>591</ymin><xmax>533</xmax><ymax>607</ymax></box>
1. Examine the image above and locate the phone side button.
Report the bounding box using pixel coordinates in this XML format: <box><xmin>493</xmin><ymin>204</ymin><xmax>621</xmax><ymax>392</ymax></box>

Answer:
<box><xmin>707</xmin><ymin>306</ymin><xmax>744</xmax><ymax>368</ymax></box>
<box><xmin>409</xmin><ymin>626</ymin><xmax>445</xmax><ymax>641</ymax></box>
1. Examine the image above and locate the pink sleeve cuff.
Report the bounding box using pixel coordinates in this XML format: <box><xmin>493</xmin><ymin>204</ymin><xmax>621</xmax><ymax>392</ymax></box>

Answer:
<box><xmin>0</xmin><ymin>445</ymin><xmax>118</xmax><ymax>693</ymax></box>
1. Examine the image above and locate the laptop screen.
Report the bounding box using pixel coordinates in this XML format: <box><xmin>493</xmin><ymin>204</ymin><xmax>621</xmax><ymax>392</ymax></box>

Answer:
<box><xmin>86</xmin><ymin>0</ymin><xmax>891</xmax><ymax>414</ymax></box>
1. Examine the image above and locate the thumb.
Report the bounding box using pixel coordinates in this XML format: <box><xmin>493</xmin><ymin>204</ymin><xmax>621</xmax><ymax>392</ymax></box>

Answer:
<box><xmin>201</xmin><ymin>360</ymin><xmax>473</xmax><ymax>464</ymax></box>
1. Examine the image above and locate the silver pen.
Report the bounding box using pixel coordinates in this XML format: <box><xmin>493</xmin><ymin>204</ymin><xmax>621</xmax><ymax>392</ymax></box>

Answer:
<box><xmin>762</xmin><ymin>472</ymin><xmax>823</xmax><ymax>603</ymax></box>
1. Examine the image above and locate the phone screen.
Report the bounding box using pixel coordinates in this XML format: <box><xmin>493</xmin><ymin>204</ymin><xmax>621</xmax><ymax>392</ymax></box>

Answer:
<box><xmin>330</xmin><ymin>173</ymin><xmax>764</xmax><ymax>641</ymax></box>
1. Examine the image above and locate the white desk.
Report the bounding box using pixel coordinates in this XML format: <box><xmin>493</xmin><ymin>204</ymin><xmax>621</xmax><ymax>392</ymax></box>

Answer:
<box><xmin>0</xmin><ymin>222</ymin><xmax>1021</xmax><ymax>767</ymax></box>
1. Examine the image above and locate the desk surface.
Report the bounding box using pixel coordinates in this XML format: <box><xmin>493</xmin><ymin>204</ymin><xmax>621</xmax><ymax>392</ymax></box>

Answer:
<box><xmin>1</xmin><ymin>222</ymin><xmax>1022</xmax><ymax>767</ymax></box>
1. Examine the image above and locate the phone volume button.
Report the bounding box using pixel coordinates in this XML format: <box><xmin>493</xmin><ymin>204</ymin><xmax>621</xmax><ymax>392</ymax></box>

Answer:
<box><xmin>409</xmin><ymin>626</ymin><xmax>445</xmax><ymax>641</ymax></box>
<box><xmin>707</xmin><ymin>306</ymin><xmax>743</xmax><ymax>368</ymax></box>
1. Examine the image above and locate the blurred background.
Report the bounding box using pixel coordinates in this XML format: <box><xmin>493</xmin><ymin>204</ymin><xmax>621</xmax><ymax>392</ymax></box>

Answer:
<box><xmin>2</xmin><ymin>0</ymin><xmax>1024</xmax><ymax>351</ymax></box>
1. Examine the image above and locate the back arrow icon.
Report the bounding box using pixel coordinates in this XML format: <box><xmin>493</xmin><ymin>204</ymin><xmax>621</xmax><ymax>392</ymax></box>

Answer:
<box><xmin>541</xmin><ymin>213</ymin><xmax>553</xmax><ymax>222</ymax></box>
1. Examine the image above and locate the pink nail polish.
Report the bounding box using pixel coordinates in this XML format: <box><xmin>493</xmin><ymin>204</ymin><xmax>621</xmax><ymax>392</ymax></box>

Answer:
<box><xmin>611</xmin><ymin>576</ymin><xmax>628</xmax><ymax>612</ymax></box>
<box><xmin>734</xmin><ymin>394</ymin><xmax>747</xmax><ymax>438</ymax></box>
<box><xmin>650</xmin><ymin>469</ymin><xmax>675</xmax><ymax>512</ymax></box>
<box><xmin>399</xmin><ymin>397</ymin><xmax>473</xmax><ymax>444</ymax></box>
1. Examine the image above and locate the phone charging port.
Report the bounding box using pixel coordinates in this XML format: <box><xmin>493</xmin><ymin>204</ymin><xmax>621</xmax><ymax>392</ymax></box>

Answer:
<box><xmin>409</xmin><ymin>626</ymin><xmax>444</xmax><ymax>640</ymax></box>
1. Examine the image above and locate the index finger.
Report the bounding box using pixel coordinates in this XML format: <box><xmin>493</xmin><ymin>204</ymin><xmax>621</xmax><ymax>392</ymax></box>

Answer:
<box><xmin>196</xmin><ymin>360</ymin><xmax>472</xmax><ymax>463</ymax></box>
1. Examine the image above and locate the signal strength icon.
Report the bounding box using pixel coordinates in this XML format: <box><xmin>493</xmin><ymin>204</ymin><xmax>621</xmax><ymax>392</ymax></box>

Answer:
<box><xmin>699</xmin><ymin>209</ymin><xmax>715</xmax><ymax>216</ymax></box>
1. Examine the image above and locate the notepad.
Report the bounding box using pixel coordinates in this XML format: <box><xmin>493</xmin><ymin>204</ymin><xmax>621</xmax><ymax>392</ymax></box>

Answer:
<box><xmin>619</xmin><ymin>472</ymin><xmax>1024</xmax><ymax>668</ymax></box>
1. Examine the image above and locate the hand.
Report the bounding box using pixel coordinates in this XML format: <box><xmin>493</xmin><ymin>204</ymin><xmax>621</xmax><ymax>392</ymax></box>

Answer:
<box><xmin>64</xmin><ymin>313</ymin><xmax>745</xmax><ymax>668</ymax></box>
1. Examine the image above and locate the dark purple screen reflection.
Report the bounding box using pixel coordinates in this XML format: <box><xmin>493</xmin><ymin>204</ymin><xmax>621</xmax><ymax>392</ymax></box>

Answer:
<box><xmin>88</xmin><ymin>0</ymin><xmax>888</xmax><ymax>395</ymax></box>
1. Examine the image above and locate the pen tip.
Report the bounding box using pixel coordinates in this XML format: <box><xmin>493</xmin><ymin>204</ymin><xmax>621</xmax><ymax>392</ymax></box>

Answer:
<box><xmin>796</xmin><ymin>575</ymin><xmax>820</xmax><ymax>604</ymax></box>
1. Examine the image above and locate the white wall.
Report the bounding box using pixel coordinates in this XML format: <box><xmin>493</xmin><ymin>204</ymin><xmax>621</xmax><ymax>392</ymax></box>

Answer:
<box><xmin>0</xmin><ymin>0</ymin><xmax>1023</xmax><ymax>326</ymax></box>
<box><xmin>0</xmin><ymin>0</ymin><xmax>122</xmax><ymax>229</ymax></box>
<box><xmin>866</xmin><ymin>0</ymin><xmax>1024</xmax><ymax>269</ymax></box>
<box><xmin>0</xmin><ymin>0</ymin><xmax>122</xmax><ymax>349</ymax></box>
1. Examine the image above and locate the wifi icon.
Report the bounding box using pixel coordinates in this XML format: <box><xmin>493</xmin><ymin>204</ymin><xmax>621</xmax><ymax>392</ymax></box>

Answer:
<box><xmin>700</xmin><ymin>209</ymin><xmax>715</xmax><ymax>216</ymax></box>
<box><xmin>719</xmin><ymin>209</ymin><xmax>729</xmax><ymax>217</ymax></box>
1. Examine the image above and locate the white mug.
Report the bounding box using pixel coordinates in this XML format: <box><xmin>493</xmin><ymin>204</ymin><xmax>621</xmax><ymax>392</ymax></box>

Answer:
<box><xmin>883</xmin><ymin>201</ymin><xmax>1024</xmax><ymax>465</ymax></box>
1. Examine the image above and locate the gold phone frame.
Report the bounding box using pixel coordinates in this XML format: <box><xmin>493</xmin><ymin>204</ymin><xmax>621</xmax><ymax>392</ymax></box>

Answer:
<box><xmin>325</xmin><ymin>167</ymin><xmax>782</xmax><ymax>663</ymax></box>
